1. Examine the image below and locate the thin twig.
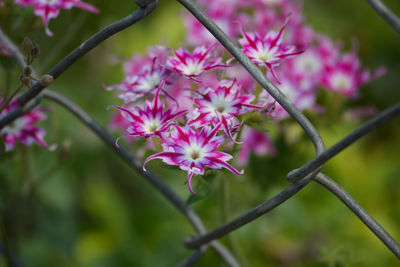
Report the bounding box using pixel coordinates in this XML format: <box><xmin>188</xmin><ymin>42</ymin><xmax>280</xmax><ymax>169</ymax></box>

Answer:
<box><xmin>0</xmin><ymin>84</ymin><xmax>24</xmax><ymax>114</ymax></box>
<box><xmin>367</xmin><ymin>0</ymin><xmax>400</xmax><ymax>34</ymax></box>
<box><xmin>314</xmin><ymin>173</ymin><xmax>400</xmax><ymax>258</ymax></box>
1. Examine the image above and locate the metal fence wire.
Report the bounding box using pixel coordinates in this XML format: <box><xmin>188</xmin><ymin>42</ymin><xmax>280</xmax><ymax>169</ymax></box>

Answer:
<box><xmin>0</xmin><ymin>0</ymin><xmax>399</xmax><ymax>266</ymax></box>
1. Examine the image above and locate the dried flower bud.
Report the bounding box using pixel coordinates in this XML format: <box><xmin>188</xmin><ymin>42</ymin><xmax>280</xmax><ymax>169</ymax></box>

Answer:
<box><xmin>24</xmin><ymin>66</ymin><xmax>33</xmax><ymax>76</ymax></box>
<box><xmin>31</xmin><ymin>45</ymin><xmax>40</xmax><ymax>59</ymax></box>
<box><xmin>40</xmin><ymin>74</ymin><xmax>54</xmax><ymax>86</ymax></box>
<box><xmin>22</xmin><ymin>37</ymin><xmax>33</xmax><ymax>54</ymax></box>
<box><xmin>21</xmin><ymin>76</ymin><xmax>31</xmax><ymax>88</ymax></box>
<box><xmin>135</xmin><ymin>0</ymin><xmax>157</xmax><ymax>7</ymax></box>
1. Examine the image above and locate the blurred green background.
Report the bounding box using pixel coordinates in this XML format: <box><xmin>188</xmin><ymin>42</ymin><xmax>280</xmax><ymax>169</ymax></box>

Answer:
<box><xmin>0</xmin><ymin>0</ymin><xmax>400</xmax><ymax>266</ymax></box>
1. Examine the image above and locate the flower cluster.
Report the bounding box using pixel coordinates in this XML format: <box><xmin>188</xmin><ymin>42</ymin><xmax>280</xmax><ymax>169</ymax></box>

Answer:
<box><xmin>108</xmin><ymin>45</ymin><xmax>250</xmax><ymax>193</ymax></box>
<box><xmin>0</xmin><ymin>99</ymin><xmax>55</xmax><ymax>152</ymax></box>
<box><xmin>107</xmin><ymin>0</ymin><xmax>385</xmax><ymax>193</ymax></box>
<box><xmin>14</xmin><ymin>0</ymin><xmax>99</xmax><ymax>36</ymax></box>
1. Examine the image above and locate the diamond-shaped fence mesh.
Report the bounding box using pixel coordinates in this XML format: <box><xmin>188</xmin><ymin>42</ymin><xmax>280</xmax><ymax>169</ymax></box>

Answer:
<box><xmin>0</xmin><ymin>0</ymin><xmax>399</xmax><ymax>266</ymax></box>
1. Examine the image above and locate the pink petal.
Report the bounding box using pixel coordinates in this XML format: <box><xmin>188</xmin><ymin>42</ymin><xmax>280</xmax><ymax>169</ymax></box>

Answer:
<box><xmin>187</xmin><ymin>171</ymin><xmax>195</xmax><ymax>194</ymax></box>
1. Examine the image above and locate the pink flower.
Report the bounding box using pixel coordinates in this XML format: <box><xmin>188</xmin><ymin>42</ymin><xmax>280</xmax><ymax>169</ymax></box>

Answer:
<box><xmin>225</xmin><ymin>64</ymin><xmax>257</xmax><ymax>91</ymax></box>
<box><xmin>105</xmin><ymin>57</ymin><xmax>172</xmax><ymax>103</ymax></box>
<box><xmin>239</xmin><ymin>16</ymin><xmax>304</xmax><ymax>83</ymax></box>
<box><xmin>182</xmin><ymin>4</ymin><xmax>244</xmax><ymax>46</ymax></box>
<box><xmin>263</xmin><ymin>66</ymin><xmax>320</xmax><ymax>120</ymax></box>
<box><xmin>166</xmin><ymin>45</ymin><xmax>228</xmax><ymax>81</ymax></box>
<box><xmin>123</xmin><ymin>46</ymin><xmax>170</xmax><ymax>76</ymax></box>
<box><xmin>288</xmin><ymin>48</ymin><xmax>324</xmax><ymax>83</ymax></box>
<box><xmin>0</xmin><ymin>99</ymin><xmax>55</xmax><ymax>152</ymax></box>
<box><xmin>189</xmin><ymin>80</ymin><xmax>262</xmax><ymax>141</ymax></box>
<box><xmin>322</xmin><ymin>52</ymin><xmax>385</xmax><ymax>98</ymax></box>
<box><xmin>110</xmin><ymin>81</ymin><xmax>186</xmax><ymax>139</ymax></box>
<box><xmin>237</xmin><ymin>126</ymin><xmax>276</xmax><ymax>166</ymax></box>
<box><xmin>108</xmin><ymin>111</ymin><xmax>131</xmax><ymax>133</ymax></box>
<box><xmin>15</xmin><ymin>0</ymin><xmax>99</xmax><ymax>36</ymax></box>
<box><xmin>144</xmin><ymin>122</ymin><xmax>243</xmax><ymax>193</ymax></box>
<box><xmin>344</xmin><ymin>106</ymin><xmax>378</xmax><ymax>121</ymax></box>
<box><xmin>0</xmin><ymin>41</ymin><xmax>12</xmax><ymax>56</ymax></box>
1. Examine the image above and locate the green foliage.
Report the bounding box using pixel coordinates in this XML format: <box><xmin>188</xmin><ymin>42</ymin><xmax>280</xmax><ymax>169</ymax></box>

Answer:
<box><xmin>0</xmin><ymin>0</ymin><xmax>399</xmax><ymax>266</ymax></box>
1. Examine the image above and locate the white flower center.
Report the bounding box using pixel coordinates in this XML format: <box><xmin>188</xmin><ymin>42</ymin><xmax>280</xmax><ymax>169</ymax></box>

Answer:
<box><xmin>280</xmin><ymin>81</ymin><xmax>298</xmax><ymax>102</ymax></box>
<box><xmin>2</xmin><ymin>117</ymin><xmax>26</xmax><ymax>135</ymax></box>
<box><xmin>331</xmin><ymin>72</ymin><xmax>352</xmax><ymax>91</ymax></box>
<box><xmin>138</xmin><ymin>73</ymin><xmax>161</xmax><ymax>91</ymax></box>
<box><xmin>185</xmin><ymin>144</ymin><xmax>205</xmax><ymax>162</ymax></box>
<box><xmin>208</xmin><ymin>97</ymin><xmax>233</xmax><ymax>115</ymax></box>
<box><xmin>182</xmin><ymin>62</ymin><xmax>203</xmax><ymax>76</ymax></box>
<box><xmin>39</xmin><ymin>0</ymin><xmax>59</xmax><ymax>4</ymax></box>
<box><xmin>254</xmin><ymin>48</ymin><xmax>275</xmax><ymax>63</ymax></box>
<box><xmin>263</xmin><ymin>0</ymin><xmax>281</xmax><ymax>5</ymax></box>
<box><xmin>294</xmin><ymin>52</ymin><xmax>322</xmax><ymax>75</ymax></box>
<box><xmin>143</xmin><ymin>119</ymin><xmax>161</xmax><ymax>134</ymax></box>
<box><xmin>126</xmin><ymin>75</ymin><xmax>138</xmax><ymax>85</ymax></box>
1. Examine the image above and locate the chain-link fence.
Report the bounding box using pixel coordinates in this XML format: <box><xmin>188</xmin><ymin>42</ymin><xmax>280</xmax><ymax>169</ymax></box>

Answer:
<box><xmin>0</xmin><ymin>0</ymin><xmax>399</xmax><ymax>266</ymax></box>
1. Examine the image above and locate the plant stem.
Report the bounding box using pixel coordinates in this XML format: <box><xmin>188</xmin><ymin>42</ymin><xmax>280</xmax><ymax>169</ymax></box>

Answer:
<box><xmin>0</xmin><ymin>84</ymin><xmax>23</xmax><ymax>114</ymax></box>
<box><xmin>219</xmin><ymin>175</ymin><xmax>249</xmax><ymax>267</ymax></box>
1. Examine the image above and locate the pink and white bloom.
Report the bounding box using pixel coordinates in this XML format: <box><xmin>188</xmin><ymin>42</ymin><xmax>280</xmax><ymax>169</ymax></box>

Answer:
<box><xmin>110</xmin><ymin>81</ymin><xmax>186</xmax><ymax>139</ymax></box>
<box><xmin>263</xmin><ymin>66</ymin><xmax>321</xmax><ymax>120</ymax></box>
<box><xmin>166</xmin><ymin>45</ymin><xmax>228</xmax><ymax>81</ymax></box>
<box><xmin>189</xmin><ymin>80</ymin><xmax>262</xmax><ymax>141</ymax></box>
<box><xmin>321</xmin><ymin>52</ymin><xmax>385</xmax><ymax>98</ymax></box>
<box><xmin>105</xmin><ymin>57</ymin><xmax>172</xmax><ymax>103</ymax></box>
<box><xmin>239</xmin><ymin>17</ymin><xmax>304</xmax><ymax>83</ymax></box>
<box><xmin>237</xmin><ymin>126</ymin><xmax>276</xmax><ymax>166</ymax></box>
<box><xmin>15</xmin><ymin>0</ymin><xmax>99</xmax><ymax>36</ymax></box>
<box><xmin>0</xmin><ymin>99</ymin><xmax>55</xmax><ymax>152</ymax></box>
<box><xmin>144</xmin><ymin>123</ymin><xmax>243</xmax><ymax>193</ymax></box>
<box><xmin>182</xmin><ymin>3</ymin><xmax>244</xmax><ymax>46</ymax></box>
<box><xmin>123</xmin><ymin>46</ymin><xmax>170</xmax><ymax>76</ymax></box>
<box><xmin>109</xmin><ymin>111</ymin><xmax>131</xmax><ymax>133</ymax></box>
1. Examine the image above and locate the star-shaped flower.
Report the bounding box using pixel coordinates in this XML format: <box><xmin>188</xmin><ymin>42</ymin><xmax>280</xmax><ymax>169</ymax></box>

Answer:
<box><xmin>239</xmin><ymin>16</ymin><xmax>304</xmax><ymax>83</ymax></box>
<box><xmin>189</xmin><ymin>80</ymin><xmax>262</xmax><ymax>141</ymax></box>
<box><xmin>0</xmin><ymin>99</ymin><xmax>55</xmax><ymax>151</ymax></box>
<box><xmin>144</xmin><ymin>122</ymin><xmax>243</xmax><ymax>193</ymax></box>
<box><xmin>110</xmin><ymin>81</ymin><xmax>186</xmax><ymax>140</ymax></box>
<box><xmin>166</xmin><ymin>45</ymin><xmax>228</xmax><ymax>81</ymax></box>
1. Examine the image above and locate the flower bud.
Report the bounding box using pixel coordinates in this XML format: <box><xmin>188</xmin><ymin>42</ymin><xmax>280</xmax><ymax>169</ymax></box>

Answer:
<box><xmin>40</xmin><ymin>74</ymin><xmax>54</xmax><ymax>86</ymax></box>
<box><xmin>22</xmin><ymin>37</ymin><xmax>33</xmax><ymax>54</ymax></box>
<box><xmin>31</xmin><ymin>45</ymin><xmax>40</xmax><ymax>59</ymax></box>
<box><xmin>24</xmin><ymin>66</ymin><xmax>32</xmax><ymax>76</ymax></box>
<box><xmin>21</xmin><ymin>76</ymin><xmax>31</xmax><ymax>88</ymax></box>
